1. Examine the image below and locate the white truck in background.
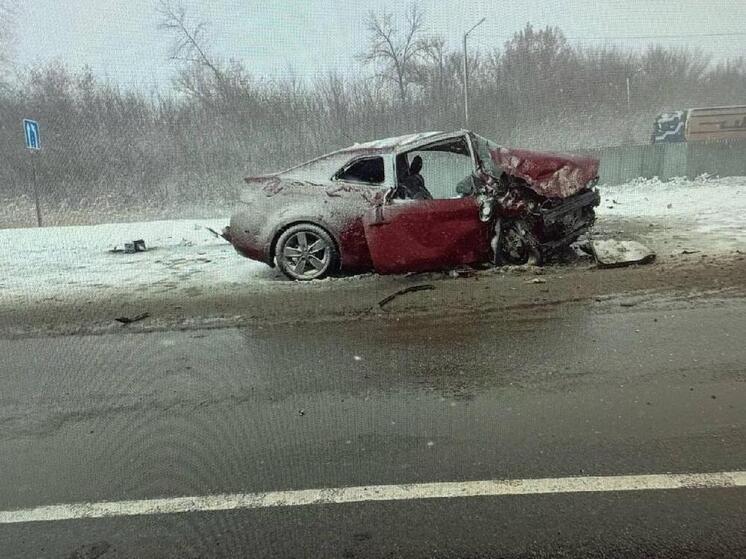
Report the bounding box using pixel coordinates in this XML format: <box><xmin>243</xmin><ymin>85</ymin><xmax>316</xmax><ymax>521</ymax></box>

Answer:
<box><xmin>652</xmin><ymin>105</ymin><xmax>746</xmax><ymax>144</ymax></box>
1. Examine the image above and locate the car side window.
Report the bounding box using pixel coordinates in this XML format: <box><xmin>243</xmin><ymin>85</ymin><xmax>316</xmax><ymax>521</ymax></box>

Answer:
<box><xmin>335</xmin><ymin>156</ymin><xmax>385</xmax><ymax>184</ymax></box>
<box><xmin>401</xmin><ymin>136</ymin><xmax>475</xmax><ymax>199</ymax></box>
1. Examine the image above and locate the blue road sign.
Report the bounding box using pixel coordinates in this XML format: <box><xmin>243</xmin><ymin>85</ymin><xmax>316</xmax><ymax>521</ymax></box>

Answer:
<box><xmin>23</xmin><ymin>119</ymin><xmax>41</xmax><ymax>150</ymax></box>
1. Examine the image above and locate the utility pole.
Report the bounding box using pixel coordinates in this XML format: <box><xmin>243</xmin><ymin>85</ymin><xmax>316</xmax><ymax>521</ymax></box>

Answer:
<box><xmin>31</xmin><ymin>153</ymin><xmax>41</xmax><ymax>227</ymax></box>
<box><xmin>626</xmin><ymin>67</ymin><xmax>644</xmax><ymax>113</ymax></box>
<box><xmin>626</xmin><ymin>76</ymin><xmax>631</xmax><ymax>112</ymax></box>
<box><xmin>463</xmin><ymin>17</ymin><xmax>486</xmax><ymax>129</ymax></box>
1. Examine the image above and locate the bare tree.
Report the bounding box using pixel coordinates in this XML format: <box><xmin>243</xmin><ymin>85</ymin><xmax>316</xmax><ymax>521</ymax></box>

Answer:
<box><xmin>0</xmin><ymin>0</ymin><xmax>16</xmax><ymax>81</ymax></box>
<box><xmin>361</xmin><ymin>3</ymin><xmax>427</xmax><ymax>104</ymax></box>
<box><xmin>156</xmin><ymin>0</ymin><xmax>223</xmax><ymax>82</ymax></box>
<box><xmin>417</xmin><ymin>36</ymin><xmax>462</xmax><ymax>124</ymax></box>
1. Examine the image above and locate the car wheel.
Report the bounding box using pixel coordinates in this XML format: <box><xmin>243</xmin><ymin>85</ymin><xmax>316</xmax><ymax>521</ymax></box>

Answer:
<box><xmin>499</xmin><ymin>221</ymin><xmax>543</xmax><ymax>266</ymax></box>
<box><xmin>275</xmin><ymin>224</ymin><xmax>339</xmax><ymax>281</ymax></box>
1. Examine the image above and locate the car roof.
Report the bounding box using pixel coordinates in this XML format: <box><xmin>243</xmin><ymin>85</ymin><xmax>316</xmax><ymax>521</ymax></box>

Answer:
<box><xmin>338</xmin><ymin>130</ymin><xmax>470</xmax><ymax>155</ymax></box>
<box><xmin>263</xmin><ymin>130</ymin><xmax>472</xmax><ymax>181</ymax></box>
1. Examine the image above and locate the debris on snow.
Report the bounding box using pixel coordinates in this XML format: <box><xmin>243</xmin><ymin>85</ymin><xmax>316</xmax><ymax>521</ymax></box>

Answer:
<box><xmin>109</xmin><ymin>239</ymin><xmax>147</xmax><ymax>254</ymax></box>
<box><xmin>591</xmin><ymin>239</ymin><xmax>656</xmax><ymax>268</ymax></box>
<box><xmin>114</xmin><ymin>312</ymin><xmax>150</xmax><ymax>324</ymax></box>
<box><xmin>205</xmin><ymin>226</ymin><xmax>231</xmax><ymax>242</ymax></box>
<box><xmin>127</xmin><ymin>240</ymin><xmax>146</xmax><ymax>253</ymax></box>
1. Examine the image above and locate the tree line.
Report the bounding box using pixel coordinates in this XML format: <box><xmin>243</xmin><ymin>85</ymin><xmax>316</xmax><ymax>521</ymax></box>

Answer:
<box><xmin>1</xmin><ymin>1</ymin><xmax>745</xmax><ymax>210</ymax></box>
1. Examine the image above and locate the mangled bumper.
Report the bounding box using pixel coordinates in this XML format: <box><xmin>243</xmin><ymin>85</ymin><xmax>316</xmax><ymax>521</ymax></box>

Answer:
<box><xmin>537</xmin><ymin>188</ymin><xmax>600</xmax><ymax>249</ymax></box>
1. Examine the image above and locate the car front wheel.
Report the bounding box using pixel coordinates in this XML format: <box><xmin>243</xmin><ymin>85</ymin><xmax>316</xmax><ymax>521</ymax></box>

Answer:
<box><xmin>275</xmin><ymin>224</ymin><xmax>339</xmax><ymax>281</ymax></box>
<box><xmin>499</xmin><ymin>220</ymin><xmax>543</xmax><ymax>266</ymax></box>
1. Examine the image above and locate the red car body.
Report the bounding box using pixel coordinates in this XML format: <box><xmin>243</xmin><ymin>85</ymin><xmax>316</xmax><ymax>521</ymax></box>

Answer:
<box><xmin>227</xmin><ymin>130</ymin><xmax>600</xmax><ymax>279</ymax></box>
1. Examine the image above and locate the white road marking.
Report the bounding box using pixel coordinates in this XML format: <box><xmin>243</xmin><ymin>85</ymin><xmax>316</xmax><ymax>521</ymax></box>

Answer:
<box><xmin>1</xmin><ymin>470</ymin><xmax>744</xmax><ymax>524</ymax></box>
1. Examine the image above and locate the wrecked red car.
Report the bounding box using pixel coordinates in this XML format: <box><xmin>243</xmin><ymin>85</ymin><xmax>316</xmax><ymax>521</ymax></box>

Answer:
<box><xmin>226</xmin><ymin>130</ymin><xmax>600</xmax><ymax>280</ymax></box>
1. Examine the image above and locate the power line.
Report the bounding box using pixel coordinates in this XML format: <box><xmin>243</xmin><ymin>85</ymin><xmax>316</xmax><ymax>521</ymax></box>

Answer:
<box><xmin>467</xmin><ymin>31</ymin><xmax>746</xmax><ymax>50</ymax></box>
<box><xmin>566</xmin><ymin>31</ymin><xmax>746</xmax><ymax>41</ymax></box>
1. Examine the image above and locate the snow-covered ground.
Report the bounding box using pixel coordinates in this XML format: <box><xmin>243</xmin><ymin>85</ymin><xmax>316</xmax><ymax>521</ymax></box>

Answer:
<box><xmin>596</xmin><ymin>176</ymin><xmax>746</xmax><ymax>255</ymax></box>
<box><xmin>597</xmin><ymin>176</ymin><xmax>746</xmax><ymax>235</ymax></box>
<box><xmin>0</xmin><ymin>177</ymin><xmax>743</xmax><ymax>305</ymax></box>
<box><xmin>0</xmin><ymin>219</ymin><xmax>280</xmax><ymax>305</ymax></box>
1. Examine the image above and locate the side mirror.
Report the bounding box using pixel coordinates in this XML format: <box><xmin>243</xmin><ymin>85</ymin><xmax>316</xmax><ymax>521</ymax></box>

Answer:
<box><xmin>456</xmin><ymin>174</ymin><xmax>479</xmax><ymax>196</ymax></box>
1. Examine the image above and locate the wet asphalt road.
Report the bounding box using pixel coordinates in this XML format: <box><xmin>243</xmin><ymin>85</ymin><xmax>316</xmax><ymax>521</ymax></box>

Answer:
<box><xmin>0</xmin><ymin>297</ymin><xmax>745</xmax><ymax>558</ymax></box>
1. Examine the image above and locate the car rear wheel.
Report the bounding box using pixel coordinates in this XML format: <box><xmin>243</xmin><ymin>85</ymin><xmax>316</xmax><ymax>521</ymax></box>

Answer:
<box><xmin>275</xmin><ymin>224</ymin><xmax>339</xmax><ymax>281</ymax></box>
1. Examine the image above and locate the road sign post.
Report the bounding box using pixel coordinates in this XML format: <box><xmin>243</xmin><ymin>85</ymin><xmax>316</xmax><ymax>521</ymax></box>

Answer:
<box><xmin>31</xmin><ymin>154</ymin><xmax>42</xmax><ymax>227</ymax></box>
<box><xmin>23</xmin><ymin>119</ymin><xmax>42</xmax><ymax>227</ymax></box>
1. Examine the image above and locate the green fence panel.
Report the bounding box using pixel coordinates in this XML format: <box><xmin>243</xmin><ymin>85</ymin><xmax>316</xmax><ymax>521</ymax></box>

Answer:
<box><xmin>577</xmin><ymin>139</ymin><xmax>746</xmax><ymax>185</ymax></box>
<box><xmin>660</xmin><ymin>143</ymin><xmax>688</xmax><ymax>180</ymax></box>
<box><xmin>687</xmin><ymin>139</ymin><xmax>746</xmax><ymax>179</ymax></box>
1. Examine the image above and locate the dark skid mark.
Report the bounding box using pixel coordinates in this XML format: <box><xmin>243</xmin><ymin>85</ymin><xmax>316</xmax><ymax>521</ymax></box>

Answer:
<box><xmin>65</xmin><ymin>541</ymin><xmax>112</xmax><ymax>559</ymax></box>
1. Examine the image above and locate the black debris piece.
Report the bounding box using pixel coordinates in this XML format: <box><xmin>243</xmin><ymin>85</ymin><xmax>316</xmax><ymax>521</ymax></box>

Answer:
<box><xmin>378</xmin><ymin>284</ymin><xmax>435</xmax><ymax>308</ymax></box>
<box><xmin>115</xmin><ymin>312</ymin><xmax>150</xmax><ymax>324</ymax></box>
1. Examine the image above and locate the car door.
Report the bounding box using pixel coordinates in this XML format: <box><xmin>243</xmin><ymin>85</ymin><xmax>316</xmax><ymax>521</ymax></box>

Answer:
<box><xmin>362</xmin><ymin>196</ymin><xmax>491</xmax><ymax>274</ymax></box>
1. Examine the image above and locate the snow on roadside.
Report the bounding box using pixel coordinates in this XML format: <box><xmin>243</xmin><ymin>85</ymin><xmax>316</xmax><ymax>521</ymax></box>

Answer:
<box><xmin>1</xmin><ymin>176</ymin><xmax>743</xmax><ymax>306</ymax></box>
<box><xmin>598</xmin><ymin>175</ymin><xmax>745</xmax><ymax>221</ymax></box>
<box><xmin>597</xmin><ymin>176</ymin><xmax>746</xmax><ymax>248</ymax></box>
<box><xmin>0</xmin><ymin>219</ymin><xmax>279</xmax><ymax>304</ymax></box>
<box><xmin>596</xmin><ymin>176</ymin><xmax>746</xmax><ymax>255</ymax></box>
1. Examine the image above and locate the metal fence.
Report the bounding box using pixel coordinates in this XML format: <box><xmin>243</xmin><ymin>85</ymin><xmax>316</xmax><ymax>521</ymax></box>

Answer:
<box><xmin>580</xmin><ymin>139</ymin><xmax>746</xmax><ymax>185</ymax></box>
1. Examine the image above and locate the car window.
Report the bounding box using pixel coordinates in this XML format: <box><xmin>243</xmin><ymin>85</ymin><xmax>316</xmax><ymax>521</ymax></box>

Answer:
<box><xmin>403</xmin><ymin>137</ymin><xmax>475</xmax><ymax>199</ymax></box>
<box><xmin>335</xmin><ymin>156</ymin><xmax>385</xmax><ymax>184</ymax></box>
<box><xmin>279</xmin><ymin>152</ymin><xmax>353</xmax><ymax>183</ymax></box>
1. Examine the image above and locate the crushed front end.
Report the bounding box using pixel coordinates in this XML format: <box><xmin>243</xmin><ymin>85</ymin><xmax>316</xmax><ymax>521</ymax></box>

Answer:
<box><xmin>470</xmin><ymin>134</ymin><xmax>601</xmax><ymax>264</ymax></box>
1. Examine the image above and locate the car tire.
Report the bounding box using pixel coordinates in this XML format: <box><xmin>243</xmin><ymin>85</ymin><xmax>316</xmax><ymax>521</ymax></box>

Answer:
<box><xmin>499</xmin><ymin>220</ymin><xmax>543</xmax><ymax>266</ymax></box>
<box><xmin>275</xmin><ymin>224</ymin><xmax>339</xmax><ymax>281</ymax></box>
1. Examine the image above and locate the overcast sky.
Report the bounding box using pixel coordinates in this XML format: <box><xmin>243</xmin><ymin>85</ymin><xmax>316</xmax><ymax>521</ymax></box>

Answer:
<box><xmin>12</xmin><ymin>0</ymin><xmax>746</xmax><ymax>91</ymax></box>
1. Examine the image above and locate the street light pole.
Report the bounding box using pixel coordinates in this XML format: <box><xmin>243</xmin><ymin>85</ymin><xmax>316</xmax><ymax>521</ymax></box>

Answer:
<box><xmin>626</xmin><ymin>67</ymin><xmax>643</xmax><ymax>113</ymax></box>
<box><xmin>463</xmin><ymin>17</ymin><xmax>486</xmax><ymax>129</ymax></box>
<box><xmin>626</xmin><ymin>76</ymin><xmax>631</xmax><ymax>112</ymax></box>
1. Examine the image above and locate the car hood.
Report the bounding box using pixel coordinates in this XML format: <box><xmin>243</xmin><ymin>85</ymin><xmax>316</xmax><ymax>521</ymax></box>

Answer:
<box><xmin>490</xmin><ymin>147</ymin><xmax>600</xmax><ymax>198</ymax></box>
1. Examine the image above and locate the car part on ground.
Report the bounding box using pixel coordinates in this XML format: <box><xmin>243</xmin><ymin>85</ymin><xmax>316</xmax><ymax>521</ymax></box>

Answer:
<box><xmin>114</xmin><ymin>312</ymin><xmax>150</xmax><ymax>324</ymax></box>
<box><xmin>378</xmin><ymin>284</ymin><xmax>436</xmax><ymax>308</ymax></box>
<box><xmin>591</xmin><ymin>239</ymin><xmax>656</xmax><ymax>268</ymax></box>
<box><xmin>109</xmin><ymin>239</ymin><xmax>147</xmax><ymax>254</ymax></box>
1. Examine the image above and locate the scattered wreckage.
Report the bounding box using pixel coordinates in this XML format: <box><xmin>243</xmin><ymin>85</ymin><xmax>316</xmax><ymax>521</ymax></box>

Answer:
<box><xmin>590</xmin><ymin>239</ymin><xmax>656</xmax><ymax>268</ymax></box>
<box><xmin>224</xmin><ymin>130</ymin><xmax>602</xmax><ymax>280</ymax></box>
